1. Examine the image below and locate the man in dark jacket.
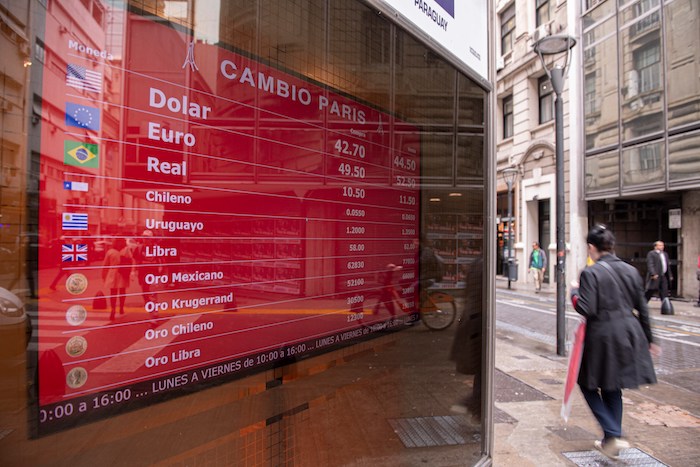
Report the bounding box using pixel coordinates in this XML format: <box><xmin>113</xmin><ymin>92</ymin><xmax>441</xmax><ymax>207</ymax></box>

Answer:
<box><xmin>571</xmin><ymin>225</ymin><xmax>659</xmax><ymax>460</ymax></box>
<box><xmin>644</xmin><ymin>240</ymin><xmax>672</xmax><ymax>303</ymax></box>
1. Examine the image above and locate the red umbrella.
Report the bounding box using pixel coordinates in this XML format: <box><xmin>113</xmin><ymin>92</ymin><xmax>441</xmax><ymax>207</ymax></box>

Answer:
<box><xmin>562</xmin><ymin>319</ymin><xmax>586</xmax><ymax>422</ymax></box>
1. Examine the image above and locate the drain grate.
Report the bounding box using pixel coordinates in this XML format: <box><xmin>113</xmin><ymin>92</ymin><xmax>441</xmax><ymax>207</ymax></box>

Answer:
<box><xmin>495</xmin><ymin>369</ymin><xmax>553</xmax><ymax>403</ymax></box>
<box><xmin>563</xmin><ymin>448</ymin><xmax>668</xmax><ymax>466</ymax></box>
<box><xmin>388</xmin><ymin>415</ymin><xmax>478</xmax><ymax>448</ymax></box>
<box><xmin>494</xmin><ymin>407</ymin><xmax>517</xmax><ymax>424</ymax></box>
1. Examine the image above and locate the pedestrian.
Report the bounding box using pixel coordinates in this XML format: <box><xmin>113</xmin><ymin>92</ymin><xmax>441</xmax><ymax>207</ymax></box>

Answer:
<box><xmin>529</xmin><ymin>241</ymin><xmax>546</xmax><ymax>292</ymax></box>
<box><xmin>570</xmin><ymin>224</ymin><xmax>660</xmax><ymax>460</ymax></box>
<box><xmin>449</xmin><ymin>259</ymin><xmax>482</xmax><ymax>421</ymax></box>
<box><xmin>644</xmin><ymin>240</ymin><xmax>672</xmax><ymax>303</ymax></box>
<box><xmin>419</xmin><ymin>235</ymin><xmax>445</xmax><ymax>290</ymax></box>
<box><xmin>132</xmin><ymin>230</ymin><xmax>161</xmax><ymax>305</ymax></box>
<box><xmin>102</xmin><ymin>238</ymin><xmax>133</xmax><ymax>320</ymax></box>
<box><xmin>48</xmin><ymin>236</ymin><xmax>68</xmax><ymax>291</ymax></box>
<box><xmin>695</xmin><ymin>253</ymin><xmax>700</xmax><ymax>308</ymax></box>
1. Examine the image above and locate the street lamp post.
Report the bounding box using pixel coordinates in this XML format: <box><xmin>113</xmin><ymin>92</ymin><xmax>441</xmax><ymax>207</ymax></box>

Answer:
<box><xmin>502</xmin><ymin>167</ymin><xmax>518</xmax><ymax>289</ymax></box>
<box><xmin>533</xmin><ymin>34</ymin><xmax>576</xmax><ymax>357</ymax></box>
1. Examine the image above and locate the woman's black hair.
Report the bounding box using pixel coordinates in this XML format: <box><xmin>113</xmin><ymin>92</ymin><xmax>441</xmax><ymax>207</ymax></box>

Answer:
<box><xmin>587</xmin><ymin>224</ymin><xmax>615</xmax><ymax>252</ymax></box>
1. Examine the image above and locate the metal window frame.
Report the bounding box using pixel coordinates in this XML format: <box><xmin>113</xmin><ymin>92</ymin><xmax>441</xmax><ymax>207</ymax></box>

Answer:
<box><xmin>359</xmin><ymin>1</ymin><xmax>496</xmax><ymax>464</ymax></box>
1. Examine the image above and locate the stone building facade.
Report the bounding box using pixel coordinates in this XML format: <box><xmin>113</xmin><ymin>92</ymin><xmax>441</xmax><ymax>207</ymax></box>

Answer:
<box><xmin>495</xmin><ymin>0</ymin><xmax>587</xmax><ymax>289</ymax></box>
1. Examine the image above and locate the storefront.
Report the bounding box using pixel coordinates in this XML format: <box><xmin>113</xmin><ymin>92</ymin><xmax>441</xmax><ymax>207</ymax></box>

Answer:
<box><xmin>0</xmin><ymin>0</ymin><xmax>494</xmax><ymax>464</ymax></box>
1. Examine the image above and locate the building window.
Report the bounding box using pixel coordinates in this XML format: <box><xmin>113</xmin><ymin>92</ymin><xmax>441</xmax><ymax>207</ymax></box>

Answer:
<box><xmin>634</xmin><ymin>43</ymin><xmax>661</xmax><ymax>93</ymax></box>
<box><xmin>503</xmin><ymin>95</ymin><xmax>514</xmax><ymax>139</ymax></box>
<box><xmin>639</xmin><ymin>144</ymin><xmax>660</xmax><ymax>171</ymax></box>
<box><xmin>583</xmin><ymin>29</ymin><xmax>596</xmax><ymax>63</ymax></box>
<box><xmin>536</xmin><ymin>0</ymin><xmax>550</xmax><ymax>27</ymax></box>
<box><xmin>34</xmin><ymin>39</ymin><xmax>45</xmax><ymax>64</ymax></box>
<box><xmin>538</xmin><ymin>76</ymin><xmax>553</xmax><ymax>124</ymax></box>
<box><xmin>92</xmin><ymin>3</ymin><xmax>104</xmax><ymax>27</ymax></box>
<box><xmin>500</xmin><ymin>4</ymin><xmax>515</xmax><ymax>56</ymax></box>
<box><xmin>584</xmin><ymin>46</ymin><xmax>596</xmax><ymax>64</ymax></box>
<box><xmin>631</xmin><ymin>0</ymin><xmax>660</xmax><ymax>37</ymax></box>
<box><xmin>585</xmin><ymin>73</ymin><xmax>597</xmax><ymax>115</ymax></box>
<box><xmin>584</xmin><ymin>0</ymin><xmax>606</xmax><ymax>11</ymax></box>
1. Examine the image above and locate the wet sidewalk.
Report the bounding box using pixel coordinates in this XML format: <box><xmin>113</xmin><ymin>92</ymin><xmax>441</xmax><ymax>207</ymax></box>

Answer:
<box><xmin>497</xmin><ymin>277</ymin><xmax>700</xmax><ymax>322</ymax></box>
<box><xmin>493</xmin><ymin>278</ymin><xmax>700</xmax><ymax>466</ymax></box>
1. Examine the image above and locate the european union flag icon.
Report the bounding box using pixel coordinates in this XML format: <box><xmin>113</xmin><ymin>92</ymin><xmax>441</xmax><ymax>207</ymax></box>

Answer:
<box><xmin>66</xmin><ymin>102</ymin><xmax>100</xmax><ymax>131</ymax></box>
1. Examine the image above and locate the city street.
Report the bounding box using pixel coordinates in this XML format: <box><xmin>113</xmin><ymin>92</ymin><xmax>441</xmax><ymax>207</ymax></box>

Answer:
<box><xmin>497</xmin><ymin>288</ymin><xmax>700</xmax><ymax>394</ymax></box>
<box><xmin>494</xmin><ymin>282</ymin><xmax>700</xmax><ymax>466</ymax></box>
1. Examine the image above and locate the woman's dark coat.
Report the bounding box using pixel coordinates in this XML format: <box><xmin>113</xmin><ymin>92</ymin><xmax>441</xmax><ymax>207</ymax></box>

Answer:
<box><xmin>574</xmin><ymin>254</ymin><xmax>657</xmax><ymax>391</ymax></box>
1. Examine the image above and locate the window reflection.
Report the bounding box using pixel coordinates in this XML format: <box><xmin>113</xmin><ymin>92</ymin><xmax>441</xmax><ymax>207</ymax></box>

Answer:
<box><xmin>585</xmin><ymin>151</ymin><xmax>619</xmax><ymax>192</ymax></box>
<box><xmin>669</xmin><ymin>132</ymin><xmax>700</xmax><ymax>183</ymax></box>
<box><xmin>584</xmin><ymin>0</ymin><xmax>700</xmax><ymax>200</ymax></box>
<box><xmin>620</xmin><ymin>0</ymin><xmax>664</xmax><ymax>141</ymax></box>
<box><xmin>583</xmin><ymin>18</ymin><xmax>618</xmax><ymax>151</ymax></box>
<box><xmin>622</xmin><ymin>141</ymin><xmax>665</xmax><ymax>187</ymax></box>
<box><xmin>665</xmin><ymin>0</ymin><xmax>700</xmax><ymax>131</ymax></box>
<box><xmin>1</xmin><ymin>0</ymin><xmax>487</xmax><ymax>464</ymax></box>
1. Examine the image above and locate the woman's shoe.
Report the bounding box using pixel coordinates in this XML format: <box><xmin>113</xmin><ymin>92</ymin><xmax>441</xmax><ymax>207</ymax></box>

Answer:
<box><xmin>594</xmin><ymin>437</ymin><xmax>630</xmax><ymax>460</ymax></box>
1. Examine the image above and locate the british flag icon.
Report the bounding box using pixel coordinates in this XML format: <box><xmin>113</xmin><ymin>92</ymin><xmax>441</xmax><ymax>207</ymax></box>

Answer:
<box><xmin>62</xmin><ymin>244</ymin><xmax>88</xmax><ymax>262</ymax></box>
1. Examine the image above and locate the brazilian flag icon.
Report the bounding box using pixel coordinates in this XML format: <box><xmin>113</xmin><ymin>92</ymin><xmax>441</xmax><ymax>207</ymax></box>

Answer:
<box><xmin>64</xmin><ymin>140</ymin><xmax>99</xmax><ymax>168</ymax></box>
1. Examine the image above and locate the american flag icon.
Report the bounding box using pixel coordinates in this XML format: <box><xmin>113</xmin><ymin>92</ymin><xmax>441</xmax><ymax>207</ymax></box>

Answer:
<box><xmin>66</xmin><ymin>63</ymin><xmax>102</xmax><ymax>93</ymax></box>
<box><xmin>62</xmin><ymin>244</ymin><xmax>88</xmax><ymax>262</ymax></box>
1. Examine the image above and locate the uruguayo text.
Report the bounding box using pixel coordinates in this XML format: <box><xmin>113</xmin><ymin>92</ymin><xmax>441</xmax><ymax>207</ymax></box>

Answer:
<box><xmin>145</xmin><ymin>218</ymin><xmax>203</xmax><ymax>232</ymax></box>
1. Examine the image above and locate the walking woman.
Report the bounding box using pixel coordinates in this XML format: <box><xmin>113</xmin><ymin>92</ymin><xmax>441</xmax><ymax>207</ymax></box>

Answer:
<box><xmin>102</xmin><ymin>237</ymin><xmax>133</xmax><ymax>320</ymax></box>
<box><xmin>570</xmin><ymin>225</ymin><xmax>660</xmax><ymax>460</ymax></box>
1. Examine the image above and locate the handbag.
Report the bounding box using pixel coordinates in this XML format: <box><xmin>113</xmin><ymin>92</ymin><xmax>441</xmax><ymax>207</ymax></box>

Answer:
<box><xmin>93</xmin><ymin>290</ymin><xmax>107</xmax><ymax>310</ymax></box>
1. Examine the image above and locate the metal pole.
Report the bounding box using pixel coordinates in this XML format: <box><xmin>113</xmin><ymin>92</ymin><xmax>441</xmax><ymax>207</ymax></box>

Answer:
<box><xmin>552</xmin><ymin>68</ymin><xmax>566</xmax><ymax>357</ymax></box>
<box><xmin>507</xmin><ymin>179</ymin><xmax>513</xmax><ymax>289</ymax></box>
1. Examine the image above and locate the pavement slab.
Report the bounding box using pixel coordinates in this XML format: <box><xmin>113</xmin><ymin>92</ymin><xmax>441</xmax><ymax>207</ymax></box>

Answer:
<box><xmin>494</xmin><ymin>283</ymin><xmax>700</xmax><ymax>466</ymax></box>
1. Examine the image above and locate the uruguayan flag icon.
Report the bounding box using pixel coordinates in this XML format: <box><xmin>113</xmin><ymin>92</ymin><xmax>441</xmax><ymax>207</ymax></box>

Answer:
<box><xmin>62</xmin><ymin>213</ymin><xmax>88</xmax><ymax>230</ymax></box>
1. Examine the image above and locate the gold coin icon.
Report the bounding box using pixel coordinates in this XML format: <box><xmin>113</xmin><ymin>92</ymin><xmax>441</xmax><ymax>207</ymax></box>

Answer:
<box><xmin>65</xmin><ymin>336</ymin><xmax>87</xmax><ymax>357</ymax></box>
<box><xmin>66</xmin><ymin>367</ymin><xmax>88</xmax><ymax>389</ymax></box>
<box><xmin>65</xmin><ymin>305</ymin><xmax>87</xmax><ymax>326</ymax></box>
<box><xmin>65</xmin><ymin>273</ymin><xmax>88</xmax><ymax>295</ymax></box>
